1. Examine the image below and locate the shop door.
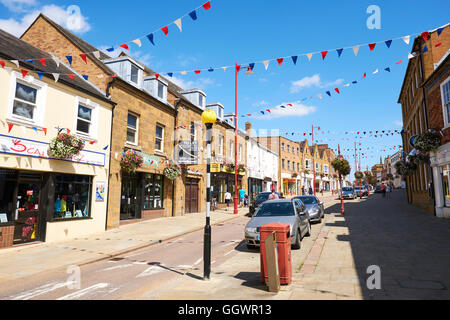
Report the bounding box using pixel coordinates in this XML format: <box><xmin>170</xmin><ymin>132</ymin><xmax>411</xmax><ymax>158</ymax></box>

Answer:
<box><xmin>14</xmin><ymin>183</ymin><xmax>42</xmax><ymax>244</ymax></box>
<box><xmin>185</xmin><ymin>179</ymin><xmax>199</xmax><ymax>214</ymax></box>
<box><xmin>120</xmin><ymin>175</ymin><xmax>140</xmax><ymax>220</ymax></box>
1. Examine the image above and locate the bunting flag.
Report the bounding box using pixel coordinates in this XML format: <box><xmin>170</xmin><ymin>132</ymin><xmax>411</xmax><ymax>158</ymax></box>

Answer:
<box><xmin>189</xmin><ymin>10</ymin><xmax>197</xmax><ymax>21</ymax></box>
<box><xmin>337</xmin><ymin>48</ymin><xmax>344</xmax><ymax>57</ymax></box>
<box><xmin>38</xmin><ymin>58</ymin><xmax>46</xmax><ymax>66</ymax></box>
<box><xmin>321</xmin><ymin>51</ymin><xmax>328</xmax><ymax>60</ymax></box>
<box><xmin>132</xmin><ymin>39</ymin><xmax>142</xmax><ymax>47</ymax></box>
<box><xmin>43</xmin><ymin>128</ymin><xmax>47</xmax><ymax>136</ymax></box>
<box><xmin>203</xmin><ymin>1</ymin><xmax>211</xmax><ymax>10</ymax></box>
<box><xmin>352</xmin><ymin>45</ymin><xmax>360</xmax><ymax>56</ymax></box>
<box><xmin>120</xmin><ymin>44</ymin><xmax>130</xmax><ymax>50</ymax></box>
<box><xmin>66</xmin><ymin>56</ymin><xmax>73</xmax><ymax>66</ymax></box>
<box><xmin>21</xmin><ymin>69</ymin><xmax>28</xmax><ymax>78</ymax></box>
<box><xmin>263</xmin><ymin>60</ymin><xmax>270</xmax><ymax>70</ymax></box>
<box><xmin>277</xmin><ymin>58</ymin><xmax>284</xmax><ymax>67</ymax></box>
<box><xmin>306</xmin><ymin>53</ymin><xmax>313</xmax><ymax>61</ymax></box>
<box><xmin>385</xmin><ymin>40</ymin><xmax>392</xmax><ymax>48</ymax></box>
<box><xmin>161</xmin><ymin>26</ymin><xmax>169</xmax><ymax>36</ymax></box>
<box><xmin>37</xmin><ymin>71</ymin><xmax>44</xmax><ymax>79</ymax></box>
<box><xmin>402</xmin><ymin>36</ymin><xmax>410</xmax><ymax>45</ymax></box>
<box><xmin>8</xmin><ymin>123</ymin><xmax>13</xmax><ymax>133</ymax></box>
<box><xmin>174</xmin><ymin>18</ymin><xmax>182</xmax><ymax>32</ymax></box>
<box><xmin>80</xmin><ymin>53</ymin><xmax>87</xmax><ymax>64</ymax></box>
<box><xmin>421</xmin><ymin>31</ymin><xmax>429</xmax><ymax>42</ymax></box>
<box><xmin>11</xmin><ymin>60</ymin><xmax>19</xmax><ymax>68</ymax></box>
<box><xmin>368</xmin><ymin>43</ymin><xmax>376</xmax><ymax>51</ymax></box>
<box><xmin>0</xmin><ymin>61</ymin><xmax>5</xmax><ymax>68</ymax></box>
<box><xmin>437</xmin><ymin>27</ymin><xmax>444</xmax><ymax>36</ymax></box>
<box><xmin>147</xmin><ymin>33</ymin><xmax>155</xmax><ymax>45</ymax></box>
<box><xmin>67</xmin><ymin>74</ymin><xmax>75</xmax><ymax>81</ymax></box>
<box><xmin>291</xmin><ymin>56</ymin><xmax>298</xmax><ymax>65</ymax></box>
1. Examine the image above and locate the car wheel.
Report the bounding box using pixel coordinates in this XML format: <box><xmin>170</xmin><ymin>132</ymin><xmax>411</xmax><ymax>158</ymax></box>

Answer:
<box><xmin>305</xmin><ymin>221</ymin><xmax>311</xmax><ymax>237</ymax></box>
<box><xmin>292</xmin><ymin>230</ymin><xmax>301</xmax><ymax>250</ymax></box>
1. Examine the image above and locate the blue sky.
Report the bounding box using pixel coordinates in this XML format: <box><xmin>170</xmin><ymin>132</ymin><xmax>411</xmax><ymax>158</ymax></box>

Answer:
<box><xmin>1</xmin><ymin>0</ymin><xmax>449</xmax><ymax>175</ymax></box>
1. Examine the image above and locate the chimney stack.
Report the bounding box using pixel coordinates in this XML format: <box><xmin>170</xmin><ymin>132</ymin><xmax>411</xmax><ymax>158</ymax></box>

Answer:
<box><xmin>245</xmin><ymin>122</ymin><xmax>252</xmax><ymax>137</ymax></box>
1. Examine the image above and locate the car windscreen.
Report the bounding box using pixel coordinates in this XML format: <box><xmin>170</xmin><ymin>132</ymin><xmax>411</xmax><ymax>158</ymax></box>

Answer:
<box><xmin>255</xmin><ymin>202</ymin><xmax>295</xmax><ymax>217</ymax></box>
<box><xmin>342</xmin><ymin>187</ymin><xmax>353</xmax><ymax>191</ymax></box>
<box><xmin>255</xmin><ymin>193</ymin><xmax>270</xmax><ymax>202</ymax></box>
<box><xmin>295</xmin><ymin>197</ymin><xmax>316</xmax><ymax>204</ymax></box>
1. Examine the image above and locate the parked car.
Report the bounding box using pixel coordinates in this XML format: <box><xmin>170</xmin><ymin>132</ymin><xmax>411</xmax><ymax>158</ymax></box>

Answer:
<box><xmin>354</xmin><ymin>186</ymin><xmax>368</xmax><ymax>197</ymax></box>
<box><xmin>244</xmin><ymin>199</ymin><xmax>310</xmax><ymax>250</ymax></box>
<box><xmin>292</xmin><ymin>195</ymin><xmax>324</xmax><ymax>223</ymax></box>
<box><xmin>340</xmin><ymin>186</ymin><xmax>357</xmax><ymax>199</ymax></box>
<box><xmin>375</xmin><ymin>185</ymin><xmax>381</xmax><ymax>193</ymax></box>
<box><xmin>248</xmin><ymin>192</ymin><xmax>281</xmax><ymax>215</ymax></box>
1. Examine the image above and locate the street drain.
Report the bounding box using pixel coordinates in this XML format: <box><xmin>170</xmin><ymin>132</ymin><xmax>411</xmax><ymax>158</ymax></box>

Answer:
<box><xmin>109</xmin><ymin>257</ymin><xmax>125</xmax><ymax>262</ymax></box>
<box><xmin>398</xmin><ymin>279</ymin><xmax>446</xmax><ymax>290</ymax></box>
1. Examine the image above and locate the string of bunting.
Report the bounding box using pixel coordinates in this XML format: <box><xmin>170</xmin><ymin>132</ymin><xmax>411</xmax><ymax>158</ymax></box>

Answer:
<box><xmin>158</xmin><ymin>23</ymin><xmax>448</xmax><ymax>77</ymax></box>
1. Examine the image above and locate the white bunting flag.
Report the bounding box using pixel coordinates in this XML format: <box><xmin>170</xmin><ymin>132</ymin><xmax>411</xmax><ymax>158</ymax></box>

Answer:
<box><xmin>263</xmin><ymin>60</ymin><xmax>270</xmax><ymax>70</ymax></box>
<box><xmin>222</xmin><ymin>67</ymin><xmax>228</xmax><ymax>72</ymax></box>
<box><xmin>97</xmin><ymin>74</ymin><xmax>104</xmax><ymax>78</ymax></box>
<box><xmin>372</xmin><ymin>68</ymin><xmax>379</xmax><ymax>74</ymax></box>
<box><xmin>93</xmin><ymin>51</ymin><xmax>101</xmax><ymax>59</ymax></box>
<box><xmin>132</xmin><ymin>39</ymin><xmax>142</xmax><ymax>47</ymax></box>
<box><xmin>174</xmin><ymin>18</ymin><xmax>182</xmax><ymax>32</ymax></box>
<box><xmin>180</xmin><ymin>71</ymin><xmax>187</xmax><ymax>75</ymax></box>
<box><xmin>344</xmin><ymin>83</ymin><xmax>350</xmax><ymax>87</ymax></box>
<box><xmin>402</xmin><ymin>36</ymin><xmax>410</xmax><ymax>45</ymax></box>
<box><xmin>10</xmin><ymin>60</ymin><xmax>19</xmax><ymax>68</ymax></box>
<box><xmin>52</xmin><ymin>73</ymin><xmax>59</xmax><ymax>82</ymax></box>
<box><xmin>317</xmin><ymin>94</ymin><xmax>322</xmax><ymax>99</ymax></box>
<box><xmin>306</xmin><ymin>53</ymin><xmax>313</xmax><ymax>61</ymax></box>
<box><xmin>408</xmin><ymin>53</ymin><xmax>415</xmax><ymax>59</ymax></box>
<box><xmin>51</xmin><ymin>57</ymin><xmax>60</xmax><ymax>68</ymax></box>
<box><xmin>352</xmin><ymin>45</ymin><xmax>360</xmax><ymax>56</ymax></box>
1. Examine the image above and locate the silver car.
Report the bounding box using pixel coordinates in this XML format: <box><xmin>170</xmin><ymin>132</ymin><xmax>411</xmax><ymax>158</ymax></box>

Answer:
<box><xmin>293</xmin><ymin>196</ymin><xmax>324</xmax><ymax>223</ymax></box>
<box><xmin>340</xmin><ymin>186</ymin><xmax>357</xmax><ymax>199</ymax></box>
<box><xmin>244</xmin><ymin>199</ymin><xmax>311</xmax><ymax>250</ymax></box>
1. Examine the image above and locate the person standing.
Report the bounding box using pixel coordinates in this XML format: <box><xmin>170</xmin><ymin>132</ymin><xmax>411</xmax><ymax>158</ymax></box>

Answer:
<box><xmin>308</xmin><ymin>186</ymin><xmax>313</xmax><ymax>195</ymax></box>
<box><xmin>224</xmin><ymin>191</ymin><xmax>231</xmax><ymax>211</ymax></box>
<box><xmin>268</xmin><ymin>191</ymin><xmax>279</xmax><ymax>200</ymax></box>
<box><xmin>380</xmin><ymin>183</ymin><xmax>386</xmax><ymax>198</ymax></box>
<box><xmin>239</xmin><ymin>187</ymin><xmax>246</xmax><ymax>208</ymax></box>
<box><xmin>302</xmin><ymin>186</ymin><xmax>305</xmax><ymax>195</ymax></box>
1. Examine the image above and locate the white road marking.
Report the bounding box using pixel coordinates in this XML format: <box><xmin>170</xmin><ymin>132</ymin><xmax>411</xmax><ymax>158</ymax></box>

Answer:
<box><xmin>11</xmin><ymin>281</ymin><xmax>73</xmax><ymax>300</ymax></box>
<box><xmin>177</xmin><ymin>265</ymin><xmax>193</xmax><ymax>269</ymax></box>
<box><xmin>101</xmin><ymin>264</ymin><xmax>134</xmax><ymax>271</ymax></box>
<box><xmin>136</xmin><ymin>265</ymin><xmax>165</xmax><ymax>278</ymax></box>
<box><xmin>56</xmin><ymin>283</ymin><xmax>109</xmax><ymax>300</ymax></box>
<box><xmin>193</xmin><ymin>258</ymin><xmax>202</xmax><ymax>266</ymax></box>
<box><xmin>224</xmin><ymin>249</ymin><xmax>235</xmax><ymax>256</ymax></box>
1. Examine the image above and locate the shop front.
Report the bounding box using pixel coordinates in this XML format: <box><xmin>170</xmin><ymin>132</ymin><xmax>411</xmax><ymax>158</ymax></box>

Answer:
<box><xmin>282</xmin><ymin>178</ymin><xmax>299</xmax><ymax>197</ymax></box>
<box><xmin>431</xmin><ymin>144</ymin><xmax>450</xmax><ymax>218</ymax></box>
<box><xmin>248</xmin><ymin>177</ymin><xmax>263</xmax><ymax>201</ymax></box>
<box><xmin>210</xmin><ymin>163</ymin><xmax>243</xmax><ymax>205</ymax></box>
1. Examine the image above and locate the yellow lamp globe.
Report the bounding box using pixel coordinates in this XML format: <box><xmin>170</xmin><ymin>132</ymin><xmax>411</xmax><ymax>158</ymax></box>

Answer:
<box><xmin>202</xmin><ymin>109</ymin><xmax>217</xmax><ymax>125</ymax></box>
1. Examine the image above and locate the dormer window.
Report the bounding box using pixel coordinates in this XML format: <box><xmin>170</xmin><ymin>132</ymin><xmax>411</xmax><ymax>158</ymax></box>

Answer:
<box><xmin>143</xmin><ymin>76</ymin><xmax>168</xmax><ymax>102</ymax></box>
<box><xmin>130</xmin><ymin>64</ymin><xmax>139</xmax><ymax>84</ymax></box>
<box><xmin>104</xmin><ymin>57</ymin><xmax>143</xmax><ymax>87</ymax></box>
<box><xmin>181</xmin><ymin>89</ymin><xmax>206</xmax><ymax>109</ymax></box>
<box><xmin>206</xmin><ymin>103</ymin><xmax>224</xmax><ymax>121</ymax></box>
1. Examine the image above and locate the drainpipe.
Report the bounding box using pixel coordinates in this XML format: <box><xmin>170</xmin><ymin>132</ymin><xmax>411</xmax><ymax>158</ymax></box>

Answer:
<box><xmin>172</xmin><ymin>99</ymin><xmax>182</xmax><ymax>217</ymax></box>
<box><xmin>105</xmin><ymin>77</ymin><xmax>116</xmax><ymax>230</ymax></box>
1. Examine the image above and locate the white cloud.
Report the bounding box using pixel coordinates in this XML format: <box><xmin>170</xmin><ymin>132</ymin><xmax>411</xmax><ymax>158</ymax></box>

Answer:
<box><xmin>290</xmin><ymin>74</ymin><xmax>344</xmax><ymax>93</ymax></box>
<box><xmin>257</xmin><ymin>102</ymin><xmax>316</xmax><ymax>119</ymax></box>
<box><xmin>0</xmin><ymin>4</ymin><xmax>91</xmax><ymax>37</ymax></box>
<box><xmin>0</xmin><ymin>0</ymin><xmax>37</xmax><ymax>12</ymax></box>
<box><xmin>394</xmin><ymin>120</ymin><xmax>403</xmax><ymax>127</ymax></box>
<box><xmin>252</xmin><ymin>100</ymin><xmax>270</xmax><ymax>107</ymax></box>
<box><xmin>170</xmin><ymin>76</ymin><xmax>215</xmax><ymax>90</ymax></box>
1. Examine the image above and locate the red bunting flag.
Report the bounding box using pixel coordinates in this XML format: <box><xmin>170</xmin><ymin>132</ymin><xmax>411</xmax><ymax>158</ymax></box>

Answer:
<box><xmin>396</xmin><ymin>60</ymin><xmax>403</xmax><ymax>64</ymax></box>
<box><xmin>38</xmin><ymin>58</ymin><xmax>46</xmax><ymax>66</ymax></box>
<box><xmin>0</xmin><ymin>61</ymin><xmax>4</xmax><ymax>68</ymax></box>
<box><xmin>161</xmin><ymin>26</ymin><xmax>169</xmax><ymax>36</ymax></box>
<box><xmin>194</xmin><ymin>70</ymin><xmax>201</xmax><ymax>74</ymax></box>
<box><xmin>277</xmin><ymin>58</ymin><xmax>284</xmax><ymax>67</ymax></box>
<box><xmin>266</xmin><ymin>109</ymin><xmax>271</xmax><ymax>113</ymax></box>
<box><xmin>203</xmin><ymin>1</ymin><xmax>211</xmax><ymax>10</ymax></box>
<box><xmin>8</xmin><ymin>123</ymin><xmax>13</xmax><ymax>133</ymax></box>
<box><xmin>120</xmin><ymin>44</ymin><xmax>130</xmax><ymax>50</ymax></box>
<box><xmin>247</xmin><ymin>114</ymin><xmax>252</xmax><ymax>116</ymax></box>
<box><xmin>421</xmin><ymin>31</ymin><xmax>429</xmax><ymax>42</ymax></box>
<box><xmin>155</xmin><ymin>73</ymin><xmax>160</xmax><ymax>79</ymax></box>
<box><xmin>435</xmin><ymin>42</ymin><xmax>442</xmax><ymax>47</ymax></box>
<box><xmin>43</xmin><ymin>128</ymin><xmax>47</xmax><ymax>136</ymax></box>
<box><xmin>321</xmin><ymin>51</ymin><xmax>328</xmax><ymax>60</ymax></box>
<box><xmin>67</xmin><ymin>129</ymin><xmax>71</xmax><ymax>134</ymax></box>
<box><xmin>368</xmin><ymin>43</ymin><xmax>376</xmax><ymax>51</ymax></box>
<box><xmin>287</xmin><ymin>104</ymin><xmax>293</xmax><ymax>106</ymax></box>
<box><xmin>67</xmin><ymin>74</ymin><xmax>75</xmax><ymax>81</ymax></box>
<box><xmin>21</xmin><ymin>69</ymin><xmax>28</xmax><ymax>78</ymax></box>
<box><xmin>362</xmin><ymin>73</ymin><xmax>367</xmax><ymax>79</ymax></box>
<box><xmin>79</xmin><ymin>53</ymin><xmax>87</xmax><ymax>64</ymax></box>
<box><xmin>89</xmin><ymin>140</ymin><xmax>96</xmax><ymax>145</ymax></box>
<box><xmin>334</xmin><ymin>88</ymin><xmax>340</xmax><ymax>94</ymax></box>
<box><xmin>236</xmin><ymin>64</ymin><xmax>241</xmax><ymax>72</ymax></box>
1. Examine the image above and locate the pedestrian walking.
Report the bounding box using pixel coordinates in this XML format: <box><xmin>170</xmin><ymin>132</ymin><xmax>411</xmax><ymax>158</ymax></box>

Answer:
<box><xmin>301</xmin><ymin>186</ymin><xmax>305</xmax><ymax>196</ymax></box>
<box><xmin>239</xmin><ymin>187</ymin><xmax>246</xmax><ymax>208</ymax></box>
<box><xmin>308</xmin><ymin>186</ymin><xmax>313</xmax><ymax>195</ymax></box>
<box><xmin>224</xmin><ymin>191</ymin><xmax>231</xmax><ymax>211</ymax></box>
<box><xmin>380</xmin><ymin>183</ymin><xmax>386</xmax><ymax>198</ymax></box>
<box><xmin>386</xmin><ymin>184</ymin><xmax>391</xmax><ymax>199</ymax></box>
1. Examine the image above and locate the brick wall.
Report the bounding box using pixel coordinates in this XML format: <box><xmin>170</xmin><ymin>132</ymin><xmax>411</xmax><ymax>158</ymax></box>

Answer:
<box><xmin>0</xmin><ymin>225</ymin><xmax>14</xmax><ymax>248</ymax></box>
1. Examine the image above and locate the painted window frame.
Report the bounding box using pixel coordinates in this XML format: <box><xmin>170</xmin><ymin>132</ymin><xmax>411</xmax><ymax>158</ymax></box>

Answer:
<box><xmin>441</xmin><ymin>76</ymin><xmax>450</xmax><ymax>127</ymax></box>
<box><xmin>74</xmin><ymin>97</ymin><xmax>99</xmax><ymax>140</ymax></box>
<box><xmin>155</xmin><ymin>124</ymin><xmax>165</xmax><ymax>153</ymax></box>
<box><xmin>126</xmin><ymin>112</ymin><xmax>139</xmax><ymax>146</ymax></box>
<box><xmin>8</xmin><ymin>72</ymin><xmax>47</xmax><ymax>128</ymax></box>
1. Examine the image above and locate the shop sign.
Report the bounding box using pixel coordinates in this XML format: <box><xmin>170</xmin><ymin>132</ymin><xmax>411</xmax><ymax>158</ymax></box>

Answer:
<box><xmin>177</xmin><ymin>141</ymin><xmax>198</xmax><ymax>165</ymax></box>
<box><xmin>211</xmin><ymin>163</ymin><xmax>221</xmax><ymax>173</ymax></box>
<box><xmin>137</xmin><ymin>152</ymin><xmax>159</xmax><ymax>167</ymax></box>
<box><xmin>0</xmin><ymin>134</ymin><xmax>105</xmax><ymax>166</ymax></box>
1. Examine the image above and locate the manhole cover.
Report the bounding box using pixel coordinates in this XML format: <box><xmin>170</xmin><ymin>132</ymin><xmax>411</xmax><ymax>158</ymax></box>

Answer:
<box><xmin>398</xmin><ymin>279</ymin><xmax>446</xmax><ymax>290</ymax></box>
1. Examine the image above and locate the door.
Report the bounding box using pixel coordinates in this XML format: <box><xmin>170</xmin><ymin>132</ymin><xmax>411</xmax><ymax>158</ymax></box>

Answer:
<box><xmin>185</xmin><ymin>179</ymin><xmax>199</xmax><ymax>214</ymax></box>
<box><xmin>14</xmin><ymin>182</ymin><xmax>42</xmax><ymax>244</ymax></box>
<box><xmin>120</xmin><ymin>174</ymin><xmax>140</xmax><ymax>220</ymax></box>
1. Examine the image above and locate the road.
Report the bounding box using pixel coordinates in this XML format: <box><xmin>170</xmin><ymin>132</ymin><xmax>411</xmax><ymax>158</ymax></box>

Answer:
<box><xmin>0</xmin><ymin>216</ymin><xmax>251</xmax><ymax>300</ymax></box>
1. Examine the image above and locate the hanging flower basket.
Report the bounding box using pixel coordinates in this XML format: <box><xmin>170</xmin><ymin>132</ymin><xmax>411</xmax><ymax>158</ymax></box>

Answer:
<box><xmin>237</xmin><ymin>164</ymin><xmax>247</xmax><ymax>174</ymax></box>
<box><xmin>354</xmin><ymin>171</ymin><xmax>364</xmax><ymax>180</ymax></box>
<box><xmin>394</xmin><ymin>160</ymin><xmax>417</xmax><ymax>177</ymax></box>
<box><xmin>120</xmin><ymin>150</ymin><xmax>143</xmax><ymax>173</ymax></box>
<box><xmin>408</xmin><ymin>153</ymin><xmax>429</xmax><ymax>166</ymax></box>
<box><xmin>414</xmin><ymin>131</ymin><xmax>441</xmax><ymax>153</ymax></box>
<box><xmin>332</xmin><ymin>158</ymin><xmax>351</xmax><ymax>177</ymax></box>
<box><xmin>292</xmin><ymin>172</ymin><xmax>298</xmax><ymax>178</ymax></box>
<box><xmin>48</xmin><ymin>133</ymin><xmax>85</xmax><ymax>159</ymax></box>
<box><xmin>222</xmin><ymin>160</ymin><xmax>235</xmax><ymax>173</ymax></box>
<box><xmin>164</xmin><ymin>160</ymin><xmax>181</xmax><ymax>180</ymax></box>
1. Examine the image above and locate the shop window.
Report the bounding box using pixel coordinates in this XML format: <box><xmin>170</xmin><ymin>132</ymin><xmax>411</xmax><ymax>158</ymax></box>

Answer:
<box><xmin>76</xmin><ymin>104</ymin><xmax>92</xmax><ymax>135</ymax></box>
<box><xmin>0</xmin><ymin>170</ymin><xmax>18</xmax><ymax>224</ymax></box>
<box><xmin>143</xmin><ymin>174</ymin><xmax>164</xmax><ymax>210</ymax></box>
<box><xmin>442</xmin><ymin>165</ymin><xmax>450</xmax><ymax>207</ymax></box>
<box><xmin>53</xmin><ymin>174</ymin><xmax>92</xmax><ymax>220</ymax></box>
<box><xmin>442</xmin><ymin>77</ymin><xmax>450</xmax><ymax>126</ymax></box>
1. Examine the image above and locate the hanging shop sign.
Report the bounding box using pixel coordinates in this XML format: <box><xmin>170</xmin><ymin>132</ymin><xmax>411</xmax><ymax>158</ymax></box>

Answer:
<box><xmin>0</xmin><ymin>134</ymin><xmax>105</xmax><ymax>166</ymax></box>
<box><xmin>211</xmin><ymin>163</ymin><xmax>221</xmax><ymax>173</ymax></box>
<box><xmin>137</xmin><ymin>152</ymin><xmax>160</xmax><ymax>167</ymax></box>
<box><xmin>177</xmin><ymin>141</ymin><xmax>199</xmax><ymax>165</ymax></box>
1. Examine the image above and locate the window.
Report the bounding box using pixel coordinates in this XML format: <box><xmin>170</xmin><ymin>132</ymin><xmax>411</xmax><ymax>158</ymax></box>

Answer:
<box><xmin>287</xmin><ymin>145</ymin><xmax>290</xmax><ymax>153</ymax></box>
<box><xmin>287</xmin><ymin>160</ymin><xmax>290</xmax><ymax>170</ymax></box>
<box><xmin>297</xmin><ymin>163</ymin><xmax>300</xmax><ymax>172</ymax></box>
<box><xmin>13</xmin><ymin>82</ymin><xmax>37</xmax><ymax>120</ymax></box>
<box><xmin>229</xmin><ymin>140</ymin><xmax>234</xmax><ymax>158</ymax></box>
<box><xmin>292</xmin><ymin>162</ymin><xmax>295</xmax><ymax>171</ymax></box>
<box><xmin>238</xmin><ymin>144</ymin><xmax>242</xmax><ymax>162</ymax></box>
<box><xmin>218</xmin><ymin>107</ymin><xmax>223</xmax><ymax>119</ymax></box>
<box><xmin>316</xmin><ymin>162</ymin><xmax>320</xmax><ymax>171</ymax></box>
<box><xmin>76</xmin><ymin>104</ymin><xmax>92</xmax><ymax>135</ymax></box>
<box><xmin>442</xmin><ymin>77</ymin><xmax>450</xmax><ymax>126</ymax></box>
<box><xmin>218</xmin><ymin>134</ymin><xmax>224</xmax><ymax>156</ymax></box>
<box><xmin>143</xmin><ymin>174</ymin><xmax>164</xmax><ymax>210</ymax></box>
<box><xmin>199</xmin><ymin>94</ymin><xmax>204</xmax><ymax>108</ymax></box>
<box><xmin>297</xmin><ymin>148</ymin><xmax>299</xmax><ymax>155</ymax></box>
<box><xmin>305</xmin><ymin>159</ymin><xmax>310</xmax><ymax>170</ymax></box>
<box><xmin>126</xmin><ymin>113</ymin><xmax>138</xmax><ymax>144</ymax></box>
<box><xmin>53</xmin><ymin>174</ymin><xmax>92</xmax><ymax>220</ymax></box>
<box><xmin>155</xmin><ymin>125</ymin><xmax>164</xmax><ymax>152</ymax></box>
<box><xmin>281</xmin><ymin>143</ymin><xmax>285</xmax><ymax>151</ymax></box>
<box><xmin>282</xmin><ymin>159</ymin><xmax>285</xmax><ymax>169</ymax></box>
<box><xmin>130</xmin><ymin>64</ymin><xmax>139</xmax><ymax>84</ymax></box>
<box><xmin>324</xmin><ymin>165</ymin><xmax>329</xmax><ymax>174</ymax></box>
<box><xmin>157</xmin><ymin>81</ymin><xmax>164</xmax><ymax>99</ymax></box>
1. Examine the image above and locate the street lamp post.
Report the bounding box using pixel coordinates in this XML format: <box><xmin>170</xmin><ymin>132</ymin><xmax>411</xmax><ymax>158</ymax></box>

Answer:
<box><xmin>338</xmin><ymin>144</ymin><xmax>345</xmax><ymax>215</ymax></box>
<box><xmin>202</xmin><ymin>109</ymin><xmax>217</xmax><ymax>280</ymax></box>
